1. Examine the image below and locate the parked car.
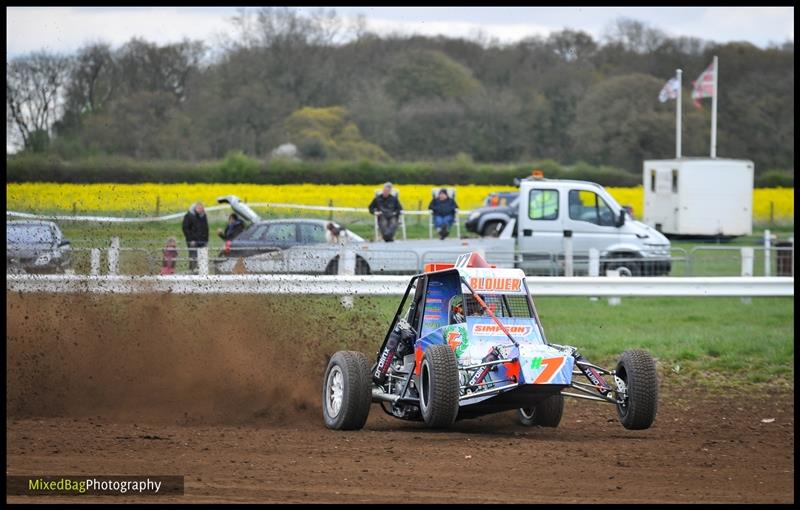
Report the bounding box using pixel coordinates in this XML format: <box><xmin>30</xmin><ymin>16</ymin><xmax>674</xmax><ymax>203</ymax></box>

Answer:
<box><xmin>483</xmin><ymin>191</ymin><xmax>518</xmax><ymax>208</ymax></box>
<box><xmin>213</xmin><ymin>196</ymin><xmax>369</xmax><ymax>274</ymax></box>
<box><xmin>6</xmin><ymin>220</ymin><xmax>72</xmax><ymax>274</ymax></box>
<box><xmin>466</xmin><ymin>195</ymin><xmax>519</xmax><ymax>237</ymax></box>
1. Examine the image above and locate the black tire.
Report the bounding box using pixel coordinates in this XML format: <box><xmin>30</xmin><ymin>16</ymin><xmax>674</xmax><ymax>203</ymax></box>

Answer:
<box><xmin>517</xmin><ymin>393</ymin><xmax>564</xmax><ymax>427</ymax></box>
<box><xmin>418</xmin><ymin>344</ymin><xmax>460</xmax><ymax>428</ymax></box>
<box><xmin>481</xmin><ymin>220</ymin><xmax>505</xmax><ymax>237</ymax></box>
<box><xmin>355</xmin><ymin>256</ymin><xmax>370</xmax><ymax>275</ymax></box>
<box><xmin>325</xmin><ymin>256</ymin><xmax>371</xmax><ymax>275</ymax></box>
<box><xmin>604</xmin><ymin>253</ymin><xmax>642</xmax><ymax>277</ymax></box>
<box><xmin>615</xmin><ymin>349</ymin><xmax>658</xmax><ymax>430</ymax></box>
<box><xmin>322</xmin><ymin>351</ymin><xmax>372</xmax><ymax>430</ymax></box>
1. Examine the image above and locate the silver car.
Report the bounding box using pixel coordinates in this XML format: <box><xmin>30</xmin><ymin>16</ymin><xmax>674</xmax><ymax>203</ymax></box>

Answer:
<box><xmin>214</xmin><ymin>196</ymin><xmax>369</xmax><ymax>274</ymax></box>
<box><xmin>7</xmin><ymin>220</ymin><xmax>72</xmax><ymax>274</ymax></box>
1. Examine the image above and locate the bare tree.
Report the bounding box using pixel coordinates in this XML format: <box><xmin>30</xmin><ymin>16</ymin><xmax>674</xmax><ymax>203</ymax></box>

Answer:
<box><xmin>603</xmin><ymin>18</ymin><xmax>666</xmax><ymax>54</ymax></box>
<box><xmin>7</xmin><ymin>51</ymin><xmax>72</xmax><ymax>151</ymax></box>
<box><xmin>66</xmin><ymin>42</ymin><xmax>116</xmax><ymax>115</ymax></box>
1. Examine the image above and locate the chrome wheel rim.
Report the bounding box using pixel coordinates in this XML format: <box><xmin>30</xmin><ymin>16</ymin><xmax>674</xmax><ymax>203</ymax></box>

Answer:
<box><xmin>520</xmin><ymin>407</ymin><xmax>535</xmax><ymax>420</ymax></box>
<box><xmin>326</xmin><ymin>366</ymin><xmax>344</xmax><ymax>418</ymax></box>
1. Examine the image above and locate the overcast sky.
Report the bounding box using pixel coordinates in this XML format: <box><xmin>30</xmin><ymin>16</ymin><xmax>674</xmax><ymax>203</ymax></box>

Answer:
<box><xmin>6</xmin><ymin>6</ymin><xmax>795</xmax><ymax>59</ymax></box>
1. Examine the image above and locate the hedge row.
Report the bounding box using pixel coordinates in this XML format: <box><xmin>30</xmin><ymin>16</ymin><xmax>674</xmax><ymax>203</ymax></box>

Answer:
<box><xmin>6</xmin><ymin>153</ymin><xmax>792</xmax><ymax>187</ymax></box>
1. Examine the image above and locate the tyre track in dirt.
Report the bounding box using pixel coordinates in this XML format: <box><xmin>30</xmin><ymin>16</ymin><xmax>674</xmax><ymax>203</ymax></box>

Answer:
<box><xmin>6</xmin><ymin>390</ymin><xmax>794</xmax><ymax>503</ymax></box>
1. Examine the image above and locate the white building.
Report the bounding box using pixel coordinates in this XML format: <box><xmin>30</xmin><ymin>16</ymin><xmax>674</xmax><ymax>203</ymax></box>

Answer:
<box><xmin>642</xmin><ymin>158</ymin><xmax>754</xmax><ymax>237</ymax></box>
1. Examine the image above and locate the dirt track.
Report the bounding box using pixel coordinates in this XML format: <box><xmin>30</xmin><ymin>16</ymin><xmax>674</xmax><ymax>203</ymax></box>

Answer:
<box><xmin>6</xmin><ymin>293</ymin><xmax>794</xmax><ymax>503</ymax></box>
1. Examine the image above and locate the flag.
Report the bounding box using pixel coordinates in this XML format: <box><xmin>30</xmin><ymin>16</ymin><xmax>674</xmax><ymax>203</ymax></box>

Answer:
<box><xmin>691</xmin><ymin>60</ymin><xmax>715</xmax><ymax>109</ymax></box>
<box><xmin>658</xmin><ymin>77</ymin><xmax>680</xmax><ymax>102</ymax></box>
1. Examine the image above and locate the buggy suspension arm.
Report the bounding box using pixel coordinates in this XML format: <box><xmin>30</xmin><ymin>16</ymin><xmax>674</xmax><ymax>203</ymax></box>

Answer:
<box><xmin>551</xmin><ymin>343</ymin><xmax>616</xmax><ymax>400</ymax></box>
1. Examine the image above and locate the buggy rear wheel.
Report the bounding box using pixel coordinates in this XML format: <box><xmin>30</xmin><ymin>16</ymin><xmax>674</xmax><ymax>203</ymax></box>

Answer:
<box><xmin>418</xmin><ymin>345</ymin><xmax>460</xmax><ymax>428</ymax></box>
<box><xmin>517</xmin><ymin>393</ymin><xmax>564</xmax><ymax>427</ymax></box>
<box><xmin>322</xmin><ymin>351</ymin><xmax>372</xmax><ymax>430</ymax></box>
<box><xmin>615</xmin><ymin>349</ymin><xmax>658</xmax><ymax>430</ymax></box>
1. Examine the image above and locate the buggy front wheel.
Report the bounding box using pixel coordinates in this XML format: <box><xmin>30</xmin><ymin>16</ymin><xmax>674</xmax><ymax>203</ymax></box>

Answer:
<box><xmin>418</xmin><ymin>345</ymin><xmax>460</xmax><ymax>428</ymax></box>
<box><xmin>615</xmin><ymin>349</ymin><xmax>658</xmax><ymax>430</ymax></box>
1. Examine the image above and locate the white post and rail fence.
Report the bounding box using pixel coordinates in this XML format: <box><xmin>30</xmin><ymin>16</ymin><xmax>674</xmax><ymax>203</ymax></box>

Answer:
<box><xmin>6</xmin><ymin>273</ymin><xmax>793</xmax><ymax>297</ymax></box>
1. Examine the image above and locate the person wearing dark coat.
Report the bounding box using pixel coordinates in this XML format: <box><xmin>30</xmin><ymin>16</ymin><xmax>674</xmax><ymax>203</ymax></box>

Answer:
<box><xmin>182</xmin><ymin>202</ymin><xmax>209</xmax><ymax>272</ymax></box>
<box><xmin>217</xmin><ymin>213</ymin><xmax>245</xmax><ymax>241</ymax></box>
<box><xmin>368</xmin><ymin>182</ymin><xmax>403</xmax><ymax>242</ymax></box>
<box><xmin>428</xmin><ymin>189</ymin><xmax>459</xmax><ymax>240</ymax></box>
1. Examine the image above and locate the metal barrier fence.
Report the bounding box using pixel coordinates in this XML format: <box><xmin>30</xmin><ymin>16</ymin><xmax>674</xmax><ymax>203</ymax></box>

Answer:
<box><xmin>9</xmin><ymin>240</ymin><xmax>793</xmax><ymax>278</ymax></box>
<box><xmin>688</xmin><ymin>245</ymin><xmax>795</xmax><ymax>277</ymax></box>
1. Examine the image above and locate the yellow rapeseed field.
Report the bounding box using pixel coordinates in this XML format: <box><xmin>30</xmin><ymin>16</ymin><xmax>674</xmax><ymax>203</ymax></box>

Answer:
<box><xmin>6</xmin><ymin>183</ymin><xmax>794</xmax><ymax>222</ymax></box>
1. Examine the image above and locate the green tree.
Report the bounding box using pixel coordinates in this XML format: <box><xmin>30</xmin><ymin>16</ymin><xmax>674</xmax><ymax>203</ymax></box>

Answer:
<box><xmin>571</xmin><ymin>73</ymin><xmax>705</xmax><ymax>172</ymax></box>
<box><xmin>385</xmin><ymin>49</ymin><xmax>482</xmax><ymax>105</ymax></box>
<box><xmin>284</xmin><ymin>106</ymin><xmax>390</xmax><ymax>161</ymax></box>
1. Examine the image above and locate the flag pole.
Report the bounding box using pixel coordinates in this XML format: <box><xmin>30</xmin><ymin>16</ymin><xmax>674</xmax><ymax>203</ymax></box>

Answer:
<box><xmin>710</xmin><ymin>55</ymin><xmax>718</xmax><ymax>158</ymax></box>
<box><xmin>676</xmin><ymin>69</ymin><xmax>682</xmax><ymax>159</ymax></box>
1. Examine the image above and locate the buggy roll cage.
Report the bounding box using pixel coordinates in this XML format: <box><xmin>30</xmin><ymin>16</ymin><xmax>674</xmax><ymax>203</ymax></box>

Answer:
<box><xmin>370</xmin><ymin>267</ymin><xmax>627</xmax><ymax>409</ymax></box>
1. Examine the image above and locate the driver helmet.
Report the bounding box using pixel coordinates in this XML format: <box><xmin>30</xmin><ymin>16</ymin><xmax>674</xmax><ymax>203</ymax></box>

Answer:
<box><xmin>451</xmin><ymin>301</ymin><xmax>465</xmax><ymax>323</ymax></box>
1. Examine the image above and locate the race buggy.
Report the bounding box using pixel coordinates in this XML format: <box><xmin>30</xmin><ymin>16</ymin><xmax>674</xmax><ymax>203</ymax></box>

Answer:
<box><xmin>322</xmin><ymin>252</ymin><xmax>658</xmax><ymax>431</ymax></box>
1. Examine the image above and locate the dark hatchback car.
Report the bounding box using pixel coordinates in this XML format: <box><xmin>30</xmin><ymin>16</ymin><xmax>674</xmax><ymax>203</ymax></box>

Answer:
<box><xmin>214</xmin><ymin>196</ymin><xmax>365</xmax><ymax>273</ymax></box>
<box><xmin>7</xmin><ymin>220</ymin><xmax>72</xmax><ymax>273</ymax></box>
<box><xmin>465</xmin><ymin>194</ymin><xmax>519</xmax><ymax>237</ymax></box>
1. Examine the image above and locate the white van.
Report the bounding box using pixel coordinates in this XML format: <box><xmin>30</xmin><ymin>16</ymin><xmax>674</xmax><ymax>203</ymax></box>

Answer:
<box><xmin>513</xmin><ymin>174</ymin><xmax>672</xmax><ymax>276</ymax></box>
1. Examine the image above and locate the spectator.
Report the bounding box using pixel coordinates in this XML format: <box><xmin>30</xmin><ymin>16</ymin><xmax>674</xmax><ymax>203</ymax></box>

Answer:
<box><xmin>182</xmin><ymin>202</ymin><xmax>209</xmax><ymax>272</ymax></box>
<box><xmin>368</xmin><ymin>182</ymin><xmax>403</xmax><ymax>242</ymax></box>
<box><xmin>217</xmin><ymin>213</ymin><xmax>245</xmax><ymax>241</ymax></box>
<box><xmin>326</xmin><ymin>222</ymin><xmax>345</xmax><ymax>244</ymax></box>
<box><xmin>160</xmin><ymin>237</ymin><xmax>178</xmax><ymax>275</ymax></box>
<box><xmin>428</xmin><ymin>188</ymin><xmax>459</xmax><ymax>240</ymax></box>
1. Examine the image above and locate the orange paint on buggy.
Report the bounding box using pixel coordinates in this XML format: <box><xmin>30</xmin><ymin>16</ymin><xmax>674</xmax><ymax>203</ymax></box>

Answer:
<box><xmin>533</xmin><ymin>357</ymin><xmax>566</xmax><ymax>384</ymax></box>
<box><xmin>447</xmin><ymin>331</ymin><xmax>462</xmax><ymax>350</ymax></box>
<box><xmin>504</xmin><ymin>359</ymin><xmax>521</xmax><ymax>383</ymax></box>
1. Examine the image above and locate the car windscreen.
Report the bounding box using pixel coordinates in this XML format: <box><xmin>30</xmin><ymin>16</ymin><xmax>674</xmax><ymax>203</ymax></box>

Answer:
<box><xmin>298</xmin><ymin>223</ymin><xmax>327</xmax><ymax>244</ymax></box>
<box><xmin>7</xmin><ymin>225</ymin><xmax>54</xmax><ymax>245</ymax></box>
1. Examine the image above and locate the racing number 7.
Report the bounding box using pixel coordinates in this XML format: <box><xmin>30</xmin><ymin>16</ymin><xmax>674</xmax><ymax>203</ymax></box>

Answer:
<box><xmin>532</xmin><ymin>357</ymin><xmax>565</xmax><ymax>384</ymax></box>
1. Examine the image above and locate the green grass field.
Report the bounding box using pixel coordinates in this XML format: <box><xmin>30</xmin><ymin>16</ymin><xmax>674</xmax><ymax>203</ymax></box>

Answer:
<box><xmin>24</xmin><ymin>293</ymin><xmax>788</xmax><ymax>390</ymax></box>
<box><xmin>171</xmin><ymin>293</ymin><xmax>793</xmax><ymax>388</ymax></box>
<box><xmin>534</xmin><ymin>296</ymin><xmax>794</xmax><ymax>388</ymax></box>
<box><xmin>351</xmin><ymin>295</ymin><xmax>793</xmax><ymax>388</ymax></box>
<box><xmin>135</xmin><ymin>294</ymin><xmax>794</xmax><ymax>389</ymax></box>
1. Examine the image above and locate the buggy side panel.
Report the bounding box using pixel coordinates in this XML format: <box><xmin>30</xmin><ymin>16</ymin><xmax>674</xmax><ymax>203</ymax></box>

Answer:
<box><xmin>420</xmin><ymin>270</ymin><xmax>462</xmax><ymax>337</ymax></box>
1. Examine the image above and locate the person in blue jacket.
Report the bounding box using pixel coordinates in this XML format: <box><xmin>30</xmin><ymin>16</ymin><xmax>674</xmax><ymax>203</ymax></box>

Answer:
<box><xmin>428</xmin><ymin>189</ymin><xmax>459</xmax><ymax>240</ymax></box>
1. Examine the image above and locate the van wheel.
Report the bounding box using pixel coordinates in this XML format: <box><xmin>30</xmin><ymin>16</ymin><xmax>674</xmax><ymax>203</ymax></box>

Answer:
<box><xmin>481</xmin><ymin>221</ymin><xmax>504</xmax><ymax>237</ymax></box>
<box><xmin>604</xmin><ymin>254</ymin><xmax>641</xmax><ymax>276</ymax></box>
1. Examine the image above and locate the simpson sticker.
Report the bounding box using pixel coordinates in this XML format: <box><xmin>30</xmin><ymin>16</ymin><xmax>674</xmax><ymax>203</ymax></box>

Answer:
<box><xmin>472</xmin><ymin>323</ymin><xmax>532</xmax><ymax>337</ymax></box>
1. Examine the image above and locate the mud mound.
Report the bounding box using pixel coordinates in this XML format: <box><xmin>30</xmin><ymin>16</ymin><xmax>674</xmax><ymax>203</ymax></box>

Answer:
<box><xmin>6</xmin><ymin>293</ymin><xmax>389</xmax><ymax>424</ymax></box>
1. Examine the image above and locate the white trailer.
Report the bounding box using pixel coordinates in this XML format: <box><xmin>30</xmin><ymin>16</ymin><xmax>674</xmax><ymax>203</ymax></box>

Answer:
<box><xmin>642</xmin><ymin>158</ymin><xmax>754</xmax><ymax>237</ymax></box>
